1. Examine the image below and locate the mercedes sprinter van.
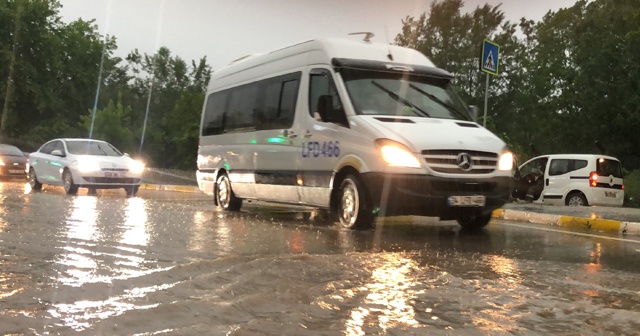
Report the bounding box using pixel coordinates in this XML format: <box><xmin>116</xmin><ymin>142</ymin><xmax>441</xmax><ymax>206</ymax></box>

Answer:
<box><xmin>197</xmin><ymin>38</ymin><xmax>513</xmax><ymax>229</ymax></box>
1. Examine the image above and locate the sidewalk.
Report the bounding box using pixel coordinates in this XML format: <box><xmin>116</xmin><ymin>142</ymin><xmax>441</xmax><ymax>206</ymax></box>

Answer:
<box><xmin>493</xmin><ymin>202</ymin><xmax>640</xmax><ymax>236</ymax></box>
<box><xmin>137</xmin><ymin>181</ymin><xmax>640</xmax><ymax>236</ymax></box>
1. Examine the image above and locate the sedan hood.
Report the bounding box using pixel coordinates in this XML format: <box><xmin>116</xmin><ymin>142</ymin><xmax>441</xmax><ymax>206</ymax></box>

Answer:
<box><xmin>1</xmin><ymin>155</ymin><xmax>28</xmax><ymax>165</ymax></box>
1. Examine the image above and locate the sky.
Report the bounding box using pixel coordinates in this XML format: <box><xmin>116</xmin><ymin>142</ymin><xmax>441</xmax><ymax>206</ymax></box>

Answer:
<box><xmin>58</xmin><ymin>0</ymin><xmax>578</xmax><ymax>71</ymax></box>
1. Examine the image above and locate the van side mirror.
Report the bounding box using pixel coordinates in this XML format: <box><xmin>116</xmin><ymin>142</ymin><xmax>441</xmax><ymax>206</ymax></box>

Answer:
<box><xmin>51</xmin><ymin>149</ymin><xmax>64</xmax><ymax>157</ymax></box>
<box><xmin>469</xmin><ymin>105</ymin><xmax>479</xmax><ymax>122</ymax></box>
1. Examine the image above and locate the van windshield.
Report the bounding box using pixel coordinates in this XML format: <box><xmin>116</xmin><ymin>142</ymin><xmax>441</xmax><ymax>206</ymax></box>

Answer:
<box><xmin>341</xmin><ymin>69</ymin><xmax>472</xmax><ymax>121</ymax></box>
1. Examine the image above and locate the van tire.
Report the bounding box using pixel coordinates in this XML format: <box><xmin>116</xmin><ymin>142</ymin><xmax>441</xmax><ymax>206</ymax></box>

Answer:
<box><xmin>457</xmin><ymin>214</ymin><xmax>492</xmax><ymax>230</ymax></box>
<box><xmin>336</xmin><ymin>174</ymin><xmax>373</xmax><ymax>230</ymax></box>
<box><xmin>216</xmin><ymin>173</ymin><xmax>242</xmax><ymax>211</ymax></box>
<box><xmin>566</xmin><ymin>192</ymin><xmax>588</xmax><ymax>206</ymax></box>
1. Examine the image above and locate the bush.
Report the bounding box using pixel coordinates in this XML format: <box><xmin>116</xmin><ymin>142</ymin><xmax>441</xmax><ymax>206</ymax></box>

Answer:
<box><xmin>624</xmin><ymin>169</ymin><xmax>640</xmax><ymax>208</ymax></box>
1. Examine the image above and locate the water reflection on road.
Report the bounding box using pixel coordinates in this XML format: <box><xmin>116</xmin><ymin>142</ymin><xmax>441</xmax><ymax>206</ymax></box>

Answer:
<box><xmin>0</xmin><ymin>182</ymin><xmax>640</xmax><ymax>335</ymax></box>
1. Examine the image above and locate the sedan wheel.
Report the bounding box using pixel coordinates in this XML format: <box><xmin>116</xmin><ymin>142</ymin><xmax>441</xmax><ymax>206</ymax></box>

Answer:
<box><xmin>63</xmin><ymin>170</ymin><xmax>78</xmax><ymax>195</ymax></box>
<box><xmin>29</xmin><ymin>169</ymin><xmax>42</xmax><ymax>191</ymax></box>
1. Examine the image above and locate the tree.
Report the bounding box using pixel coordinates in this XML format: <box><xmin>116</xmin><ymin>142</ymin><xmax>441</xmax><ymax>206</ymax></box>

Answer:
<box><xmin>80</xmin><ymin>97</ymin><xmax>136</xmax><ymax>154</ymax></box>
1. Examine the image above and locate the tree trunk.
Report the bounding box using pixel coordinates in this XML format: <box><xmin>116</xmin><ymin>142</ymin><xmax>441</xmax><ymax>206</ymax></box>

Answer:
<box><xmin>1</xmin><ymin>1</ymin><xmax>23</xmax><ymax>136</ymax></box>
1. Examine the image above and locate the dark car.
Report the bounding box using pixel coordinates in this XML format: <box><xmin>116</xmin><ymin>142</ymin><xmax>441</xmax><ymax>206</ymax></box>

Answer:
<box><xmin>0</xmin><ymin>144</ymin><xmax>28</xmax><ymax>180</ymax></box>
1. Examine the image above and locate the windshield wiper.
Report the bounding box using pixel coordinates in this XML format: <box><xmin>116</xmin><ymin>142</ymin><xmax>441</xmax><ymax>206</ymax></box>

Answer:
<box><xmin>96</xmin><ymin>143</ymin><xmax>108</xmax><ymax>156</ymax></box>
<box><xmin>408</xmin><ymin>83</ymin><xmax>468</xmax><ymax>120</ymax></box>
<box><xmin>370</xmin><ymin>80</ymin><xmax>430</xmax><ymax>117</ymax></box>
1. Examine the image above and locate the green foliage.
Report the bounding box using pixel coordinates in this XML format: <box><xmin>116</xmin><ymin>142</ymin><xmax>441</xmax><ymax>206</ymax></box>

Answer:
<box><xmin>396</xmin><ymin>0</ymin><xmax>640</xmax><ymax>170</ymax></box>
<box><xmin>3</xmin><ymin>0</ymin><xmax>640</xmax><ymax>174</ymax></box>
<box><xmin>623</xmin><ymin>170</ymin><xmax>640</xmax><ymax>208</ymax></box>
<box><xmin>80</xmin><ymin>98</ymin><xmax>136</xmax><ymax>154</ymax></box>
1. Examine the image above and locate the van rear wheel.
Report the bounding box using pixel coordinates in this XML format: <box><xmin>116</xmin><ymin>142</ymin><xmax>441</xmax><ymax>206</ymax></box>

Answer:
<box><xmin>336</xmin><ymin>174</ymin><xmax>373</xmax><ymax>230</ymax></box>
<box><xmin>566</xmin><ymin>192</ymin><xmax>588</xmax><ymax>206</ymax></box>
<box><xmin>216</xmin><ymin>173</ymin><xmax>242</xmax><ymax>211</ymax></box>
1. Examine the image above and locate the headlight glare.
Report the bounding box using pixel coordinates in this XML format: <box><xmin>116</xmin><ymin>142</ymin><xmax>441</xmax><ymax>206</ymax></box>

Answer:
<box><xmin>75</xmin><ymin>159</ymin><xmax>101</xmax><ymax>172</ymax></box>
<box><xmin>129</xmin><ymin>160</ymin><xmax>145</xmax><ymax>174</ymax></box>
<box><xmin>376</xmin><ymin>140</ymin><xmax>421</xmax><ymax>168</ymax></box>
<box><xmin>0</xmin><ymin>159</ymin><xmax>4</xmax><ymax>166</ymax></box>
<box><xmin>498</xmin><ymin>152</ymin><xmax>514</xmax><ymax>171</ymax></box>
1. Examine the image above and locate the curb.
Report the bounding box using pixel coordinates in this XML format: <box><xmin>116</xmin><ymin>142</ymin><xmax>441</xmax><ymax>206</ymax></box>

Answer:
<box><xmin>139</xmin><ymin>184</ymin><xmax>201</xmax><ymax>193</ymax></box>
<box><xmin>492</xmin><ymin>209</ymin><xmax>640</xmax><ymax>236</ymax></box>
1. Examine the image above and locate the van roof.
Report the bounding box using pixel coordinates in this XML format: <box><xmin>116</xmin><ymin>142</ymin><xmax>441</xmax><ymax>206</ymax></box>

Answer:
<box><xmin>210</xmin><ymin>38</ymin><xmax>438</xmax><ymax>87</ymax></box>
<box><xmin>534</xmin><ymin>154</ymin><xmax>620</xmax><ymax>161</ymax></box>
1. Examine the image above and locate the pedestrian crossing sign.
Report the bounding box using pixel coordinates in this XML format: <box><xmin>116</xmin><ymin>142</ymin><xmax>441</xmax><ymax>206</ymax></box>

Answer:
<box><xmin>481</xmin><ymin>39</ymin><xmax>500</xmax><ymax>75</ymax></box>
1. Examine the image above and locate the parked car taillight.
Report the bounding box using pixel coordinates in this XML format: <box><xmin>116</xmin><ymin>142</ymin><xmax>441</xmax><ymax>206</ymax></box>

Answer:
<box><xmin>589</xmin><ymin>171</ymin><xmax>598</xmax><ymax>187</ymax></box>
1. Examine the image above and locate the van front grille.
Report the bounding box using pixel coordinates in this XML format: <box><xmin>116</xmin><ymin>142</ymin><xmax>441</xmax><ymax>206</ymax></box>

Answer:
<box><xmin>422</xmin><ymin>150</ymin><xmax>498</xmax><ymax>174</ymax></box>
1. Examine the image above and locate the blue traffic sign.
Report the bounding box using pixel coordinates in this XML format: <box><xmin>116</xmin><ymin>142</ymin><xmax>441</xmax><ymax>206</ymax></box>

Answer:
<box><xmin>481</xmin><ymin>40</ymin><xmax>500</xmax><ymax>76</ymax></box>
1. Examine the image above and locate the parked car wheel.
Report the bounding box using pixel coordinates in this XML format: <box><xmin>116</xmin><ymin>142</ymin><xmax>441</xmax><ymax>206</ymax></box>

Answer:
<box><xmin>566</xmin><ymin>192</ymin><xmax>588</xmax><ymax>206</ymax></box>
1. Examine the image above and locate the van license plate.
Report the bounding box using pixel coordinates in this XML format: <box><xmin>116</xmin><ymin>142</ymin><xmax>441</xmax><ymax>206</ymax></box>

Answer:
<box><xmin>448</xmin><ymin>196</ymin><xmax>486</xmax><ymax>207</ymax></box>
<box><xmin>105</xmin><ymin>172</ymin><xmax>120</xmax><ymax>178</ymax></box>
<box><xmin>9</xmin><ymin>169</ymin><xmax>23</xmax><ymax>174</ymax></box>
<box><xmin>604</xmin><ymin>191</ymin><xmax>617</xmax><ymax>198</ymax></box>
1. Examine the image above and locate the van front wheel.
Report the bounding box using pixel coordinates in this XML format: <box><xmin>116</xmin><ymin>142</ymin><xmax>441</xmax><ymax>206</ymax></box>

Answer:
<box><xmin>337</xmin><ymin>174</ymin><xmax>373</xmax><ymax>230</ymax></box>
<box><xmin>216</xmin><ymin>173</ymin><xmax>242</xmax><ymax>211</ymax></box>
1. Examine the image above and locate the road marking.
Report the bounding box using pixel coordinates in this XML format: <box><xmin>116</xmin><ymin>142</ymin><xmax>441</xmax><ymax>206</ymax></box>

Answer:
<box><xmin>498</xmin><ymin>221</ymin><xmax>640</xmax><ymax>244</ymax></box>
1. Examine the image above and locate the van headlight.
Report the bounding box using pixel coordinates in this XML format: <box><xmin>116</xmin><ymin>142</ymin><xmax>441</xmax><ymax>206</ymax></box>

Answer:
<box><xmin>498</xmin><ymin>151</ymin><xmax>514</xmax><ymax>171</ymax></box>
<box><xmin>129</xmin><ymin>160</ymin><xmax>145</xmax><ymax>174</ymax></box>
<box><xmin>375</xmin><ymin>139</ymin><xmax>421</xmax><ymax>168</ymax></box>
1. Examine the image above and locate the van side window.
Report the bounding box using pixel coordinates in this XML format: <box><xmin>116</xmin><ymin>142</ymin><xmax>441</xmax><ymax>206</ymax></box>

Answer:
<box><xmin>309</xmin><ymin>69</ymin><xmax>348</xmax><ymax>127</ymax></box>
<box><xmin>202</xmin><ymin>91</ymin><xmax>228</xmax><ymax>136</ymax></box>
<box><xmin>549</xmin><ymin>159</ymin><xmax>588</xmax><ymax>176</ymax></box>
<box><xmin>259</xmin><ymin>73</ymin><xmax>300</xmax><ymax>130</ymax></box>
<box><xmin>201</xmin><ymin>72</ymin><xmax>301</xmax><ymax>135</ymax></box>
<box><xmin>227</xmin><ymin>83</ymin><xmax>259</xmax><ymax>132</ymax></box>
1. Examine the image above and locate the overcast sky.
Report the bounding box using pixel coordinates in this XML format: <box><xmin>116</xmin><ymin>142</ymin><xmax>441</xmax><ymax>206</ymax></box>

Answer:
<box><xmin>58</xmin><ymin>0</ymin><xmax>578</xmax><ymax>71</ymax></box>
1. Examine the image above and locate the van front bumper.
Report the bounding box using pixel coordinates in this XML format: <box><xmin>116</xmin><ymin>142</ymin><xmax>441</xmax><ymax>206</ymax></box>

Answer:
<box><xmin>360</xmin><ymin>173</ymin><xmax>512</xmax><ymax>219</ymax></box>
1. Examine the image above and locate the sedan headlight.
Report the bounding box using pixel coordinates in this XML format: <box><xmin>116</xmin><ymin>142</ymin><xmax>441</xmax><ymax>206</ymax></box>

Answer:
<box><xmin>0</xmin><ymin>159</ymin><xmax>4</xmax><ymax>166</ymax></box>
<box><xmin>498</xmin><ymin>151</ymin><xmax>514</xmax><ymax>171</ymax></box>
<box><xmin>129</xmin><ymin>160</ymin><xmax>145</xmax><ymax>174</ymax></box>
<box><xmin>375</xmin><ymin>139</ymin><xmax>421</xmax><ymax>168</ymax></box>
<box><xmin>75</xmin><ymin>158</ymin><xmax>101</xmax><ymax>172</ymax></box>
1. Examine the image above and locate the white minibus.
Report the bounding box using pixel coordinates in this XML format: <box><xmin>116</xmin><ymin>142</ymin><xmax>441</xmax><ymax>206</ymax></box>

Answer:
<box><xmin>197</xmin><ymin>38</ymin><xmax>513</xmax><ymax>229</ymax></box>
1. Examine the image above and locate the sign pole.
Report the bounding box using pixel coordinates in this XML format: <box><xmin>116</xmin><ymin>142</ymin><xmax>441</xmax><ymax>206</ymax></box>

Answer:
<box><xmin>480</xmin><ymin>39</ymin><xmax>499</xmax><ymax>128</ymax></box>
<box><xmin>483</xmin><ymin>73</ymin><xmax>489</xmax><ymax>128</ymax></box>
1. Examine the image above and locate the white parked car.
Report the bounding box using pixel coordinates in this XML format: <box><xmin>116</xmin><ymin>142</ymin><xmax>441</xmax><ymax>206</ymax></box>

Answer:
<box><xmin>28</xmin><ymin>138</ymin><xmax>145</xmax><ymax>195</ymax></box>
<box><xmin>512</xmin><ymin>154</ymin><xmax>624</xmax><ymax>206</ymax></box>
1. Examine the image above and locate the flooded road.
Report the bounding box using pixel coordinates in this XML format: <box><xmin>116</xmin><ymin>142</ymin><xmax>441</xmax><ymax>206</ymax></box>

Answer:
<box><xmin>1</xmin><ymin>181</ymin><xmax>640</xmax><ymax>335</ymax></box>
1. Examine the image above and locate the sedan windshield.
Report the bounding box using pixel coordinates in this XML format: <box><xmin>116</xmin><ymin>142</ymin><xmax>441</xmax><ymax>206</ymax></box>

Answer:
<box><xmin>0</xmin><ymin>145</ymin><xmax>24</xmax><ymax>156</ymax></box>
<box><xmin>342</xmin><ymin>69</ymin><xmax>472</xmax><ymax>121</ymax></box>
<box><xmin>66</xmin><ymin>141</ymin><xmax>123</xmax><ymax>156</ymax></box>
